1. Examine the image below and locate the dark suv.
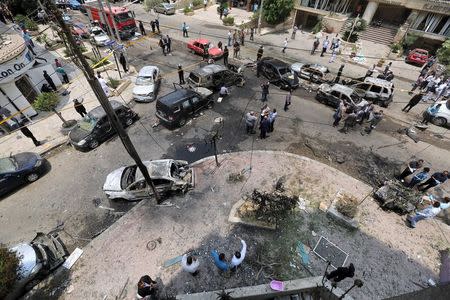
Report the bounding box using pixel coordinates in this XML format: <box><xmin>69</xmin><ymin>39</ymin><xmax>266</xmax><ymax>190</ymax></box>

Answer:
<box><xmin>69</xmin><ymin>100</ymin><xmax>138</xmax><ymax>151</ymax></box>
<box><xmin>258</xmin><ymin>57</ymin><xmax>299</xmax><ymax>89</ymax></box>
<box><xmin>156</xmin><ymin>87</ymin><xmax>213</xmax><ymax>127</ymax></box>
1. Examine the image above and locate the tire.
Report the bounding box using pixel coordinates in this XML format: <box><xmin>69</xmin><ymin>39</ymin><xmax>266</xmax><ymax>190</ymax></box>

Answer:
<box><xmin>27</xmin><ymin>173</ymin><xmax>39</xmax><ymax>183</ymax></box>
<box><xmin>89</xmin><ymin>139</ymin><xmax>99</xmax><ymax>149</ymax></box>
<box><xmin>178</xmin><ymin>118</ymin><xmax>186</xmax><ymax>127</ymax></box>
<box><xmin>432</xmin><ymin>117</ymin><xmax>447</xmax><ymax>127</ymax></box>
<box><xmin>125</xmin><ymin>118</ymin><xmax>133</xmax><ymax>126</ymax></box>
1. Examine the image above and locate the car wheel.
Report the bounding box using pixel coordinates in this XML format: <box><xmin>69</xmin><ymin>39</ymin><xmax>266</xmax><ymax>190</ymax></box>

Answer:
<box><xmin>27</xmin><ymin>173</ymin><xmax>39</xmax><ymax>182</ymax></box>
<box><xmin>89</xmin><ymin>139</ymin><xmax>99</xmax><ymax>149</ymax></box>
<box><xmin>125</xmin><ymin>118</ymin><xmax>133</xmax><ymax>126</ymax></box>
<box><xmin>178</xmin><ymin>118</ymin><xmax>187</xmax><ymax>127</ymax></box>
<box><xmin>432</xmin><ymin>117</ymin><xmax>447</xmax><ymax>126</ymax></box>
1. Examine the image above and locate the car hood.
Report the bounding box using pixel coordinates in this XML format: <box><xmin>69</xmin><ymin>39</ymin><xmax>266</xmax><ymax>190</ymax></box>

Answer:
<box><xmin>192</xmin><ymin>87</ymin><xmax>213</xmax><ymax>98</ymax></box>
<box><xmin>10</xmin><ymin>244</ymin><xmax>37</xmax><ymax>279</ymax></box>
<box><xmin>282</xmin><ymin>73</ymin><xmax>299</xmax><ymax>84</ymax></box>
<box><xmin>69</xmin><ymin>125</ymin><xmax>92</xmax><ymax>143</ymax></box>
<box><xmin>103</xmin><ymin>166</ymin><xmax>126</xmax><ymax>191</ymax></box>
<box><xmin>133</xmin><ymin>85</ymin><xmax>154</xmax><ymax>95</ymax></box>
<box><xmin>208</xmin><ymin>48</ymin><xmax>223</xmax><ymax>56</ymax></box>
<box><xmin>13</xmin><ymin>152</ymin><xmax>39</xmax><ymax>170</ymax></box>
<box><xmin>291</xmin><ymin>63</ymin><xmax>304</xmax><ymax>73</ymax></box>
<box><xmin>94</xmin><ymin>35</ymin><xmax>109</xmax><ymax>42</ymax></box>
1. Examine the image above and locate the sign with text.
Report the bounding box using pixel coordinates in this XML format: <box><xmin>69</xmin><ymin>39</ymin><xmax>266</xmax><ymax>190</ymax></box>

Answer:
<box><xmin>0</xmin><ymin>49</ymin><xmax>34</xmax><ymax>84</ymax></box>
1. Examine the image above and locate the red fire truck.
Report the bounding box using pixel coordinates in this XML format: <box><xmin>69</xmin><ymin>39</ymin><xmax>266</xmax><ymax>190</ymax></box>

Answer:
<box><xmin>83</xmin><ymin>0</ymin><xmax>137</xmax><ymax>40</ymax></box>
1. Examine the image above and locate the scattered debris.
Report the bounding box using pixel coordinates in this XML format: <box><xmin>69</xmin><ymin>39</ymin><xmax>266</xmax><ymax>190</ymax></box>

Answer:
<box><xmin>163</xmin><ymin>255</ymin><xmax>183</xmax><ymax>268</ymax></box>
<box><xmin>297</xmin><ymin>242</ymin><xmax>310</xmax><ymax>266</ymax></box>
<box><xmin>214</xmin><ymin>117</ymin><xmax>223</xmax><ymax>123</ymax></box>
<box><xmin>275</xmin><ymin>176</ymin><xmax>286</xmax><ymax>192</ymax></box>
<box><xmin>335</xmin><ymin>194</ymin><xmax>359</xmax><ymax>219</ymax></box>
<box><xmin>319</xmin><ymin>202</ymin><xmax>328</xmax><ymax>212</ymax></box>
<box><xmin>374</xmin><ymin>180</ymin><xmax>420</xmax><ymax>215</ymax></box>
<box><xmin>227</xmin><ymin>172</ymin><xmax>245</xmax><ymax>183</ymax></box>
<box><xmin>63</xmin><ymin>248</ymin><xmax>83</xmax><ymax>269</ymax></box>
<box><xmin>98</xmin><ymin>205</ymin><xmax>115</xmax><ymax>211</ymax></box>
<box><xmin>152</xmin><ymin>120</ymin><xmax>160</xmax><ymax>128</ymax></box>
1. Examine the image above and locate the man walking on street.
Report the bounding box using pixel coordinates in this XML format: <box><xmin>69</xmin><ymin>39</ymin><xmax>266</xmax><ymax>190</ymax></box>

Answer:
<box><xmin>284</xmin><ymin>90</ymin><xmax>292</xmax><ymax>111</ymax></box>
<box><xmin>150</xmin><ymin>20</ymin><xmax>155</xmax><ymax>33</ymax></box>
<box><xmin>417</xmin><ymin>171</ymin><xmax>449</xmax><ymax>192</ymax></box>
<box><xmin>257</xmin><ymin>45</ymin><xmax>264</xmax><ymax>61</ymax></box>
<box><xmin>182</xmin><ymin>22</ymin><xmax>189</xmax><ymax>37</ymax></box>
<box><xmin>250</xmin><ymin>27</ymin><xmax>254</xmax><ymax>41</ymax></box>
<box><xmin>363</xmin><ymin>110</ymin><xmax>383</xmax><ymax>135</ymax></box>
<box><xmin>228</xmin><ymin>30</ymin><xmax>232</xmax><ymax>46</ymax></box>
<box><xmin>43</xmin><ymin>70</ymin><xmax>57</xmax><ymax>91</ymax></box>
<box><xmin>396</xmin><ymin>159</ymin><xmax>424</xmax><ymax>181</ymax></box>
<box><xmin>223</xmin><ymin>46</ymin><xmax>229</xmax><ymax>66</ymax></box>
<box><xmin>261</xmin><ymin>81</ymin><xmax>269</xmax><ymax>102</ymax></box>
<box><xmin>166</xmin><ymin>35</ymin><xmax>172</xmax><ymax>53</ymax></box>
<box><xmin>139</xmin><ymin>21</ymin><xmax>145</xmax><ymax>35</ymax></box>
<box><xmin>178</xmin><ymin>64</ymin><xmax>185</xmax><ymax>84</ymax></box>
<box><xmin>231</xmin><ymin>239</ymin><xmax>247</xmax><ymax>271</ymax></box>
<box><xmin>320</xmin><ymin>36</ymin><xmax>329</xmax><ymax>57</ymax></box>
<box><xmin>155</xmin><ymin>19</ymin><xmax>160</xmax><ymax>34</ymax></box>
<box><xmin>245</xmin><ymin>111</ymin><xmax>257</xmax><ymax>134</ymax></box>
<box><xmin>291</xmin><ymin>25</ymin><xmax>298</xmax><ymax>39</ymax></box>
<box><xmin>119</xmin><ymin>53</ymin><xmax>128</xmax><ymax>72</ymax></box>
<box><xmin>56</xmin><ymin>66</ymin><xmax>69</xmax><ymax>84</ymax></box>
<box><xmin>20</xmin><ymin>122</ymin><xmax>42</xmax><ymax>146</ymax></box>
<box><xmin>311</xmin><ymin>38</ymin><xmax>320</xmax><ymax>55</ymax></box>
<box><xmin>282</xmin><ymin>37</ymin><xmax>288</xmax><ymax>53</ymax></box>
<box><xmin>240</xmin><ymin>30</ymin><xmax>245</xmax><ymax>46</ymax></box>
<box><xmin>73</xmin><ymin>98</ymin><xmax>87</xmax><ymax>117</ymax></box>
<box><xmin>407</xmin><ymin>201</ymin><xmax>441</xmax><ymax>228</ymax></box>
<box><xmin>335</xmin><ymin>64</ymin><xmax>344</xmax><ymax>83</ymax></box>
<box><xmin>260</xmin><ymin>115</ymin><xmax>270</xmax><ymax>139</ymax></box>
<box><xmin>269</xmin><ymin>108</ymin><xmax>277</xmax><ymax>132</ymax></box>
<box><xmin>402</xmin><ymin>92</ymin><xmax>424</xmax><ymax>113</ymax></box>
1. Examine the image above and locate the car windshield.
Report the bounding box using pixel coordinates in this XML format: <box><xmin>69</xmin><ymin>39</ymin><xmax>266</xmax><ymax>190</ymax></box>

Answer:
<box><xmin>416</xmin><ymin>50</ymin><xmax>428</xmax><ymax>55</ymax></box>
<box><xmin>0</xmin><ymin>157</ymin><xmax>17</xmax><ymax>173</ymax></box>
<box><xmin>92</xmin><ymin>29</ymin><xmax>103</xmax><ymax>36</ymax></box>
<box><xmin>121</xmin><ymin>165</ymin><xmax>138</xmax><ymax>189</ymax></box>
<box><xmin>164</xmin><ymin>3</ymin><xmax>174</xmax><ymax>8</ymax></box>
<box><xmin>114</xmin><ymin>12</ymin><xmax>133</xmax><ymax>22</ymax></box>
<box><xmin>278</xmin><ymin>67</ymin><xmax>291</xmax><ymax>76</ymax></box>
<box><xmin>78</xmin><ymin>118</ymin><xmax>97</xmax><ymax>132</ymax></box>
<box><xmin>136</xmin><ymin>76</ymin><xmax>153</xmax><ymax>85</ymax></box>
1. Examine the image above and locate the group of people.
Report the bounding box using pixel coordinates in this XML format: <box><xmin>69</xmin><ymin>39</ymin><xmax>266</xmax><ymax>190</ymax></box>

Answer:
<box><xmin>333</xmin><ymin>99</ymin><xmax>384</xmax><ymax>135</ymax></box>
<box><xmin>310</xmin><ymin>34</ymin><xmax>341</xmax><ymax>62</ymax></box>
<box><xmin>158</xmin><ymin>35</ymin><xmax>172</xmax><ymax>56</ymax></box>
<box><xmin>245</xmin><ymin>103</ymin><xmax>277</xmax><ymax>139</ymax></box>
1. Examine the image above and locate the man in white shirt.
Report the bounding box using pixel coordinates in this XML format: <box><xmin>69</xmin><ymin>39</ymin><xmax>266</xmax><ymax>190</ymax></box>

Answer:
<box><xmin>181</xmin><ymin>254</ymin><xmax>199</xmax><ymax>276</ymax></box>
<box><xmin>231</xmin><ymin>239</ymin><xmax>247</xmax><ymax>270</ymax></box>
<box><xmin>282</xmin><ymin>38</ymin><xmax>288</xmax><ymax>53</ymax></box>
<box><xmin>97</xmin><ymin>72</ymin><xmax>110</xmax><ymax>97</ymax></box>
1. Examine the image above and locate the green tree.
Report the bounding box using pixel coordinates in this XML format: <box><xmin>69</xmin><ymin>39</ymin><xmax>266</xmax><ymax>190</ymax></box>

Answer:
<box><xmin>7</xmin><ymin>0</ymin><xmax>39</xmax><ymax>16</ymax></box>
<box><xmin>0</xmin><ymin>245</ymin><xmax>20</xmax><ymax>299</ymax></box>
<box><xmin>32</xmin><ymin>92</ymin><xmax>60</xmax><ymax>111</ymax></box>
<box><xmin>437</xmin><ymin>39</ymin><xmax>450</xmax><ymax>66</ymax></box>
<box><xmin>143</xmin><ymin>0</ymin><xmax>163</xmax><ymax>12</ymax></box>
<box><xmin>263</xmin><ymin>0</ymin><xmax>294</xmax><ymax>25</ymax></box>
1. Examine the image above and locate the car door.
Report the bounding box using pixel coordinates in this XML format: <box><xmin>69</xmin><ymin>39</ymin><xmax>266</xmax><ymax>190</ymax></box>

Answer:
<box><xmin>152</xmin><ymin>178</ymin><xmax>173</xmax><ymax>194</ymax></box>
<box><xmin>190</xmin><ymin>95</ymin><xmax>203</xmax><ymax>113</ymax></box>
<box><xmin>368</xmin><ymin>84</ymin><xmax>382</xmax><ymax>101</ymax></box>
<box><xmin>212</xmin><ymin>71</ymin><xmax>224</xmax><ymax>88</ymax></box>
<box><xmin>192</xmin><ymin>42</ymin><xmax>202</xmax><ymax>54</ymax></box>
<box><xmin>181</xmin><ymin>99</ymin><xmax>194</xmax><ymax>117</ymax></box>
<box><xmin>0</xmin><ymin>171</ymin><xmax>18</xmax><ymax>195</ymax></box>
<box><xmin>300</xmin><ymin>65</ymin><xmax>311</xmax><ymax>79</ymax></box>
<box><xmin>94</xmin><ymin>116</ymin><xmax>113</xmax><ymax>141</ymax></box>
<box><xmin>126</xmin><ymin>179</ymin><xmax>150</xmax><ymax>199</ymax></box>
<box><xmin>328</xmin><ymin>90</ymin><xmax>341</xmax><ymax>107</ymax></box>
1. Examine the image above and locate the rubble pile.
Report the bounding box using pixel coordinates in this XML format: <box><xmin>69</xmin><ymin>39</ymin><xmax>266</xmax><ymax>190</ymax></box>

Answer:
<box><xmin>374</xmin><ymin>180</ymin><xmax>421</xmax><ymax>215</ymax></box>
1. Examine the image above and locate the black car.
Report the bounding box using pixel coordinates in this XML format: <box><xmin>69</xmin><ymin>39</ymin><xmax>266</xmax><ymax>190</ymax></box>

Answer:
<box><xmin>258</xmin><ymin>57</ymin><xmax>299</xmax><ymax>90</ymax></box>
<box><xmin>0</xmin><ymin>152</ymin><xmax>47</xmax><ymax>196</ymax></box>
<box><xmin>156</xmin><ymin>87</ymin><xmax>213</xmax><ymax>127</ymax></box>
<box><xmin>69</xmin><ymin>100</ymin><xmax>138</xmax><ymax>151</ymax></box>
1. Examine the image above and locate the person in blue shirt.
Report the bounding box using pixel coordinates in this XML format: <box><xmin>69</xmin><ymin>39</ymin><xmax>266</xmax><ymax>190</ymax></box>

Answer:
<box><xmin>408</xmin><ymin>167</ymin><xmax>430</xmax><ymax>188</ymax></box>
<box><xmin>211</xmin><ymin>250</ymin><xmax>229</xmax><ymax>271</ymax></box>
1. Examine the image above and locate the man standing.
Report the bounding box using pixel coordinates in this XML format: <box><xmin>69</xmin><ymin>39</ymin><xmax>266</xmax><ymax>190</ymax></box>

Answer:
<box><xmin>203</xmin><ymin>0</ymin><xmax>208</xmax><ymax>10</ymax></box>
<box><xmin>320</xmin><ymin>36</ymin><xmax>329</xmax><ymax>57</ymax></box>
<box><xmin>150</xmin><ymin>20</ymin><xmax>155</xmax><ymax>33</ymax></box>
<box><xmin>97</xmin><ymin>73</ymin><xmax>110</xmax><ymax>97</ymax></box>
<box><xmin>182</xmin><ymin>22</ymin><xmax>188</xmax><ymax>37</ymax></box>
<box><xmin>54</xmin><ymin>58</ymin><xmax>62</xmax><ymax>68</ymax></box>
<box><xmin>231</xmin><ymin>239</ymin><xmax>247</xmax><ymax>271</ymax></box>
<box><xmin>20</xmin><ymin>123</ymin><xmax>42</xmax><ymax>146</ymax></box>
<box><xmin>223</xmin><ymin>46</ymin><xmax>229</xmax><ymax>66</ymax></box>
<box><xmin>311</xmin><ymin>38</ymin><xmax>320</xmax><ymax>55</ymax></box>
<box><xmin>341</xmin><ymin>110</ymin><xmax>357</xmax><ymax>134</ymax></box>
<box><xmin>73</xmin><ymin>98</ymin><xmax>87</xmax><ymax>117</ymax></box>
<box><xmin>284</xmin><ymin>90</ymin><xmax>292</xmax><ymax>111</ymax></box>
<box><xmin>43</xmin><ymin>70</ymin><xmax>57</xmax><ymax>91</ymax></box>
<box><xmin>178</xmin><ymin>65</ymin><xmax>185</xmax><ymax>84</ymax></box>
<box><xmin>227</xmin><ymin>30</ymin><xmax>232</xmax><ymax>46</ymax></box>
<box><xmin>334</xmin><ymin>64</ymin><xmax>344</xmax><ymax>83</ymax></box>
<box><xmin>211</xmin><ymin>250</ymin><xmax>229</xmax><ymax>271</ymax></box>
<box><xmin>364</xmin><ymin>110</ymin><xmax>383</xmax><ymax>135</ymax></box>
<box><xmin>261</xmin><ymin>82</ymin><xmax>269</xmax><ymax>102</ymax></box>
<box><xmin>154</xmin><ymin>19</ymin><xmax>160</xmax><ymax>34</ymax></box>
<box><xmin>233</xmin><ymin>41</ymin><xmax>240</xmax><ymax>58</ymax></box>
<box><xmin>383</xmin><ymin>62</ymin><xmax>392</xmax><ymax>76</ymax></box>
<box><xmin>56</xmin><ymin>66</ymin><xmax>69</xmax><ymax>84</ymax></box>
<box><xmin>326</xmin><ymin>263</ymin><xmax>355</xmax><ymax>282</ymax></box>
<box><xmin>402</xmin><ymin>92</ymin><xmax>424</xmax><ymax>113</ymax></box>
<box><xmin>250</xmin><ymin>27</ymin><xmax>254</xmax><ymax>41</ymax></box>
<box><xmin>417</xmin><ymin>171</ymin><xmax>449</xmax><ymax>192</ymax></box>
<box><xmin>245</xmin><ymin>111</ymin><xmax>257</xmax><ymax>134</ymax></box>
<box><xmin>159</xmin><ymin>37</ymin><xmax>166</xmax><ymax>56</ymax></box>
<box><xmin>282</xmin><ymin>37</ymin><xmax>288</xmax><ymax>53</ymax></box>
<box><xmin>407</xmin><ymin>201</ymin><xmax>441</xmax><ymax>228</ymax></box>
<box><xmin>257</xmin><ymin>45</ymin><xmax>264</xmax><ymax>61</ymax></box>
<box><xmin>166</xmin><ymin>35</ymin><xmax>172</xmax><ymax>53</ymax></box>
<box><xmin>181</xmin><ymin>254</ymin><xmax>200</xmax><ymax>276</ymax></box>
<box><xmin>119</xmin><ymin>53</ymin><xmax>128</xmax><ymax>72</ymax></box>
<box><xmin>364</xmin><ymin>64</ymin><xmax>376</xmax><ymax>79</ymax></box>
<box><xmin>397</xmin><ymin>159</ymin><xmax>424</xmax><ymax>181</ymax></box>
<box><xmin>139</xmin><ymin>21</ymin><xmax>145</xmax><ymax>35</ymax></box>
<box><xmin>291</xmin><ymin>25</ymin><xmax>298</xmax><ymax>40</ymax></box>
<box><xmin>259</xmin><ymin>115</ymin><xmax>270</xmax><ymax>139</ymax></box>
<box><xmin>269</xmin><ymin>108</ymin><xmax>277</xmax><ymax>132</ymax></box>
<box><xmin>240</xmin><ymin>30</ymin><xmax>245</xmax><ymax>46</ymax></box>
<box><xmin>407</xmin><ymin>167</ymin><xmax>430</xmax><ymax>188</ymax></box>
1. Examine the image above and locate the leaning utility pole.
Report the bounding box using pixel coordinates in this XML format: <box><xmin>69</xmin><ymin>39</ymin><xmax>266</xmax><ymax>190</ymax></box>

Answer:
<box><xmin>43</xmin><ymin>0</ymin><xmax>161</xmax><ymax>202</ymax></box>
<box><xmin>257</xmin><ymin>0</ymin><xmax>264</xmax><ymax>35</ymax></box>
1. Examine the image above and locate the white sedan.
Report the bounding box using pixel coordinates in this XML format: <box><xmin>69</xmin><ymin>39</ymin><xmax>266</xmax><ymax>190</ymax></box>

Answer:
<box><xmin>133</xmin><ymin>66</ymin><xmax>161</xmax><ymax>102</ymax></box>
<box><xmin>103</xmin><ymin>159</ymin><xmax>194</xmax><ymax>201</ymax></box>
<box><xmin>90</xmin><ymin>26</ymin><xmax>110</xmax><ymax>46</ymax></box>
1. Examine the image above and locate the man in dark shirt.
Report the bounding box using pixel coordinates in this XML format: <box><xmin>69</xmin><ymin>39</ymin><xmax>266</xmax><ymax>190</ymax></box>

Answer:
<box><xmin>178</xmin><ymin>65</ymin><xmax>185</xmax><ymax>84</ymax></box>
<box><xmin>256</xmin><ymin>45</ymin><xmax>263</xmax><ymax>61</ymax></box>
<box><xmin>326</xmin><ymin>263</ymin><xmax>355</xmax><ymax>282</ymax></box>
<box><xmin>259</xmin><ymin>116</ymin><xmax>270</xmax><ymax>139</ymax></box>
<box><xmin>137</xmin><ymin>275</ymin><xmax>157</xmax><ymax>299</ymax></box>
<box><xmin>223</xmin><ymin>46</ymin><xmax>229</xmax><ymax>66</ymax></box>
<box><xmin>418</xmin><ymin>171</ymin><xmax>449</xmax><ymax>192</ymax></box>
<box><xmin>43</xmin><ymin>70</ymin><xmax>57</xmax><ymax>91</ymax></box>
<box><xmin>402</xmin><ymin>92</ymin><xmax>424</xmax><ymax>113</ymax></box>
<box><xmin>260</xmin><ymin>82</ymin><xmax>269</xmax><ymax>102</ymax></box>
<box><xmin>397</xmin><ymin>159</ymin><xmax>424</xmax><ymax>181</ymax></box>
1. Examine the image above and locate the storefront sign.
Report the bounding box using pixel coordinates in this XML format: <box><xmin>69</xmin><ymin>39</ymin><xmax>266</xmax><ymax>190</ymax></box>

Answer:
<box><xmin>423</xmin><ymin>3</ymin><xmax>450</xmax><ymax>14</ymax></box>
<box><xmin>0</xmin><ymin>50</ymin><xmax>34</xmax><ymax>83</ymax></box>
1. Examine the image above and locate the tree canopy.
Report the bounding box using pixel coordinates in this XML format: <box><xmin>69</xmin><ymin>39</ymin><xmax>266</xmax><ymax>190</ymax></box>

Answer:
<box><xmin>437</xmin><ymin>39</ymin><xmax>450</xmax><ymax>66</ymax></box>
<box><xmin>7</xmin><ymin>0</ymin><xmax>39</xmax><ymax>16</ymax></box>
<box><xmin>263</xmin><ymin>0</ymin><xmax>294</xmax><ymax>25</ymax></box>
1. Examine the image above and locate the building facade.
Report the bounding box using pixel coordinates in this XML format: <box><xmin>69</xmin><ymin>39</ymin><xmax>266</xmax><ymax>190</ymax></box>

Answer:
<box><xmin>294</xmin><ymin>0</ymin><xmax>450</xmax><ymax>49</ymax></box>
<box><xmin>0</xmin><ymin>22</ymin><xmax>61</xmax><ymax>134</ymax></box>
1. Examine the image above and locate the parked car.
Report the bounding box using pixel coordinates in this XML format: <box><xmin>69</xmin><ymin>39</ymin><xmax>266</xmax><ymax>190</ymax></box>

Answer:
<box><xmin>187</xmin><ymin>39</ymin><xmax>223</xmax><ymax>59</ymax></box>
<box><xmin>154</xmin><ymin>3</ymin><xmax>176</xmax><ymax>15</ymax></box>
<box><xmin>103</xmin><ymin>159</ymin><xmax>194</xmax><ymax>200</ymax></box>
<box><xmin>351</xmin><ymin>77</ymin><xmax>394</xmax><ymax>107</ymax></box>
<box><xmin>259</xmin><ymin>57</ymin><xmax>299</xmax><ymax>89</ymax></box>
<box><xmin>69</xmin><ymin>100</ymin><xmax>138</xmax><ymax>151</ymax></box>
<box><xmin>89</xmin><ymin>26</ymin><xmax>110</xmax><ymax>46</ymax></box>
<box><xmin>71</xmin><ymin>22</ymin><xmax>90</xmax><ymax>39</ymax></box>
<box><xmin>0</xmin><ymin>152</ymin><xmax>47</xmax><ymax>197</ymax></box>
<box><xmin>315</xmin><ymin>83</ymin><xmax>362</xmax><ymax>108</ymax></box>
<box><xmin>133</xmin><ymin>66</ymin><xmax>161</xmax><ymax>102</ymax></box>
<box><xmin>4</xmin><ymin>232</ymin><xmax>68</xmax><ymax>300</ymax></box>
<box><xmin>187</xmin><ymin>64</ymin><xmax>245</xmax><ymax>91</ymax></box>
<box><xmin>405</xmin><ymin>48</ymin><xmax>429</xmax><ymax>66</ymax></box>
<box><xmin>290</xmin><ymin>62</ymin><xmax>332</xmax><ymax>84</ymax></box>
<box><xmin>422</xmin><ymin>100</ymin><xmax>450</xmax><ymax>127</ymax></box>
<box><xmin>156</xmin><ymin>87</ymin><xmax>213</xmax><ymax>127</ymax></box>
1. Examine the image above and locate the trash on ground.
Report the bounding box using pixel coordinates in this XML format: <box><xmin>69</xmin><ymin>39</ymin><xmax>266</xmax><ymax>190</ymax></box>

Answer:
<box><xmin>63</xmin><ymin>248</ymin><xmax>83</xmax><ymax>269</ymax></box>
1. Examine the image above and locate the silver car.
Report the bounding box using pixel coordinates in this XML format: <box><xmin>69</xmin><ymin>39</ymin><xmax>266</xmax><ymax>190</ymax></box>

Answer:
<box><xmin>103</xmin><ymin>159</ymin><xmax>194</xmax><ymax>201</ymax></box>
<box><xmin>133</xmin><ymin>66</ymin><xmax>161</xmax><ymax>102</ymax></box>
<box><xmin>154</xmin><ymin>3</ymin><xmax>176</xmax><ymax>15</ymax></box>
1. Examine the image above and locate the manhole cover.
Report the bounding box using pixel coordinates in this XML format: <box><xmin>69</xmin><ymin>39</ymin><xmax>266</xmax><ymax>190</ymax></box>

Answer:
<box><xmin>313</xmin><ymin>236</ymin><xmax>348</xmax><ymax>269</ymax></box>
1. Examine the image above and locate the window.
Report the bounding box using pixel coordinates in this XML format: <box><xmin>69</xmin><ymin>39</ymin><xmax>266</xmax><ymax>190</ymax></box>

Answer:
<box><xmin>341</xmin><ymin>94</ymin><xmax>351</xmax><ymax>103</ymax></box>
<box><xmin>330</xmin><ymin>90</ymin><xmax>340</xmax><ymax>98</ymax></box>
<box><xmin>354</xmin><ymin>83</ymin><xmax>370</xmax><ymax>91</ymax></box>
<box><xmin>128</xmin><ymin>180</ymin><xmax>146</xmax><ymax>190</ymax></box>
<box><xmin>382</xmin><ymin>88</ymin><xmax>389</xmax><ymax>94</ymax></box>
<box><xmin>152</xmin><ymin>179</ymin><xmax>172</xmax><ymax>186</ymax></box>
<box><xmin>191</xmin><ymin>97</ymin><xmax>200</xmax><ymax>104</ymax></box>
<box><xmin>370</xmin><ymin>85</ymin><xmax>382</xmax><ymax>93</ymax></box>
<box><xmin>182</xmin><ymin>100</ymin><xmax>191</xmax><ymax>109</ymax></box>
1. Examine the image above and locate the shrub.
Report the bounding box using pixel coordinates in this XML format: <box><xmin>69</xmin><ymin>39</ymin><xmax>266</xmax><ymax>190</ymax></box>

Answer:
<box><xmin>403</xmin><ymin>32</ymin><xmax>421</xmax><ymax>50</ymax></box>
<box><xmin>222</xmin><ymin>16</ymin><xmax>235</xmax><ymax>26</ymax></box>
<box><xmin>390</xmin><ymin>43</ymin><xmax>402</xmax><ymax>53</ymax></box>
<box><xmin>354</xmin><ymin>18</ymin><xmax>367</xmax><ymax>32</ymax></box>
<box><xmin>14</xmin><ymin>14</ymin><xmax>38</xmax><ymax>31</ymax></box>
<box><xmin>0</xmin><ymin>246</ymin><xmax>20</xmax><ymax>299</ymax></box>
<box><xmin>312</xmin><ymin>18</ymin><xmax>323</xmax><ymax>34</ymax></box>
<box><xmin>108</xmin><ymin>77</ymin><xmax>120</xmax><ymax>89</ymax></box>
<box><xmin>342</xmin><ymin>30</ymin><xmax>359</xmax><ymax>43</ymax></box>
<box><xmin>183</xmin><ymin>6</ymin><xmax>193</xmax><ymax>14</ymax></box>
<box><xmin>437</xmin><ymin>39</ymin><xmax>450</xmax><ymax>66</ymax></box>
<box><xmin>192</xmin><ymin>0</ymin><xmax>202</xmax><ymax>7</ymax></box>
<box><xmin>263</xmin><ymin>0</ymin><xmax>294</xmax><ymax>25</ymax></box>
<box><xmin>143</xmin><ymin>0</ymin><xmax>163</xmax><ymax>12</ymax></box>
<box><xmin>335</xmin><ymin>194</ymin><xmax>358</xmax><ymax>219</ymax></box>
<box><xmin>33</xmin><ymin>92</ymin><xmax>60</xmax><ymax>111</ymax></box>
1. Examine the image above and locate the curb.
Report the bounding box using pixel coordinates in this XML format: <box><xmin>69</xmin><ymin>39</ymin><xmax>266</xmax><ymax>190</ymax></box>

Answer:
<box><xmin>39</xmin><ymin>137</ymin><xmax>69</xmax><ymax>157</ymax></box>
